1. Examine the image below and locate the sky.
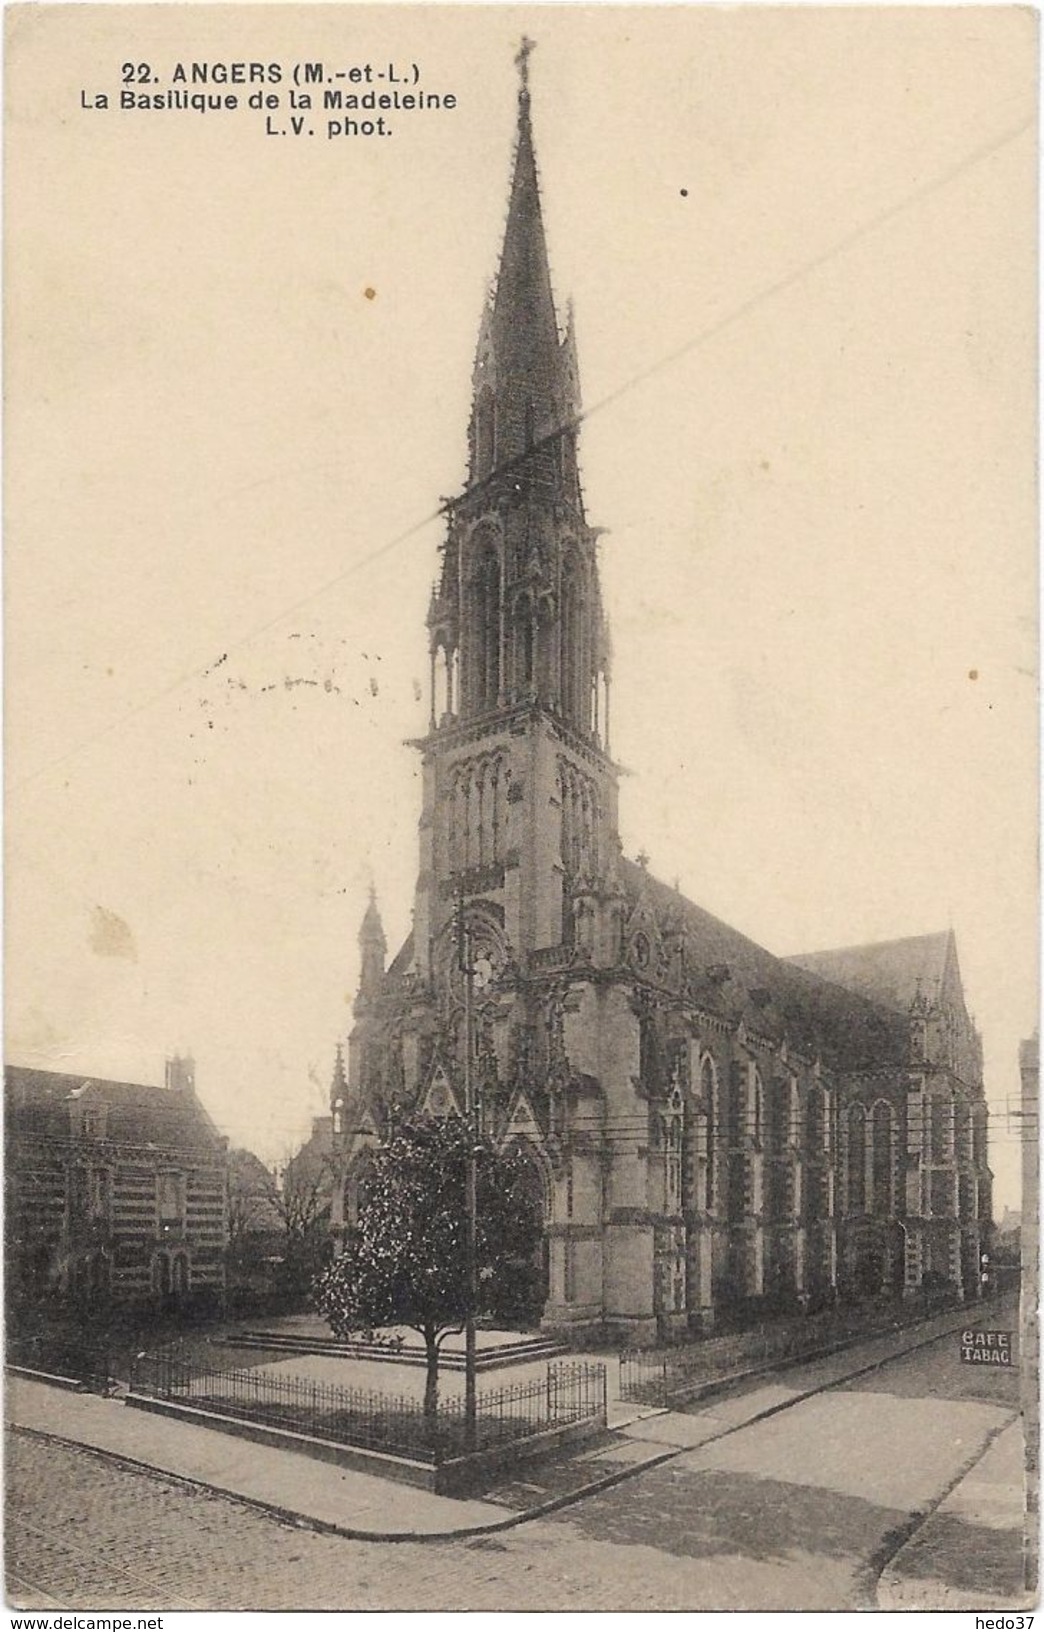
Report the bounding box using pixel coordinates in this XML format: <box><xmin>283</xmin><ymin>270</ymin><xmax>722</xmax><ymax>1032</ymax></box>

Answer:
<box><xmin>5</xmin><ymin>4</ymin><xmax>1037</xmax><ymax>1207</ymax></box>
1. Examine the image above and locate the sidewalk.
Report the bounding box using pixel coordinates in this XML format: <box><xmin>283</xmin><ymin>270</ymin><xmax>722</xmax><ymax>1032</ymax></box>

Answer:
<box><xmin>4</xmin><ymin>1301</ymin><xmax>1008</xmax><ymax>1543</ymax></box>
<box><xmin>6</xmin><ymin>1375</ymin><xmax>507</xmax><ymax>1537</ymax></box>
<box><xmin>878</xmin><ymin>1418</ymin><xmax>1033</xmax><ymax>1611</ymax></box>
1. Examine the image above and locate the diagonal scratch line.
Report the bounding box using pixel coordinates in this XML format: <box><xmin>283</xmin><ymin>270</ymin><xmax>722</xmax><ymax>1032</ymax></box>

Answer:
<box><xmin>11</xmin><ymin>111</ymin><xmax>1033</xmax><ymax>798</ymax></box>
<box><xmin>581</xmin><ymin>109</ymin><xmax>1036</xmax><ymax>430</ymax></box>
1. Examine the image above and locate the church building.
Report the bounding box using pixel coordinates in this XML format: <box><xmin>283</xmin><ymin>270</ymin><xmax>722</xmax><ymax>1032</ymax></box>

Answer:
<box><xmin>329</xmin><ymin>54</ymin><xmax>992</xmax><ymax>1343</ymax></box>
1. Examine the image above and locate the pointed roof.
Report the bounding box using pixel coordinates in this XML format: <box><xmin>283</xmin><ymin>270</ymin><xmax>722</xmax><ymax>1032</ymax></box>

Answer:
<box><xmin>359</xmin><ymin>885</ymin><xmax>386</xmax><ymax>950</ymax></box>
<box><xmin>387</xmin><ymin>931</ymin><xmax>415</xmax><ymax>979</ymax></box>
<box><xmin>465</xmin><ymin>41</ymin><xmax>582</xmax><ymax>497</ymax></box>
<box><xmin>784</xmin><ymin>931</ymin><xmax>954</xmax><ymax>1016</ymax></box>
<box><xmin>489</xmin><ymin>64</ymin><xmax>561</xmax><ymax>398</ymax></box>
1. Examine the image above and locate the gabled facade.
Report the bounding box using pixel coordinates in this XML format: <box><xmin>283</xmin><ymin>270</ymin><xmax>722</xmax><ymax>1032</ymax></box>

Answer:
<box><xmin>328</xmin><ymin>57</ymin><xmax>992</xmax><ymax>1342</ymax></box>
<box><xmin>5</xmin><ymin>1058</ymin><xmax>229</xmax><ymax>1313</ymax></box>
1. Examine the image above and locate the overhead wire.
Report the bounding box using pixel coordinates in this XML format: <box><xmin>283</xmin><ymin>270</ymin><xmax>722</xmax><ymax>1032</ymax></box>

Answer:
<box><xmin>10</xmin><ymin>108</ymin><xmax>1032</xmax><ymax>799</ymax></box>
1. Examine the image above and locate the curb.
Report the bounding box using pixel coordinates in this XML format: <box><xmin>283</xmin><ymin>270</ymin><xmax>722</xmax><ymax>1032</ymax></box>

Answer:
<box><xmin>6</xmin><ymin>1420</ymin><xmax>676</xmax><ymax>1544</ymax></box>
<box><xmin>6</xmin><ymin>1363</ymin><xmax>89</xmax><ymax>1394</ymax></box>
<box><xmin>6</xmin><ymin>1313</ymin><xmax>981</xmax><ymax>1547</ymax></box>
<box><xmin>871</xmin><ymin>1414</ymin><xmax>1023</xmax><ymax>1611</ymax></box>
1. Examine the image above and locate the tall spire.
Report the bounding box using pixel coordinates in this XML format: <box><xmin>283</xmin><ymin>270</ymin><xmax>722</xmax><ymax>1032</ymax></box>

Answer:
<box><xmin>467</xmin><ymin>39</ymin><xmax>581</xmax><ymax>495</ymax></box>
<box><xmin>356</xmin><ymin>886</ymin><xmax>386</xmax><ymax>1007</ymax></box>
<box><xmin>426</xmin><ymin>42</ymin><xmax>610</xmax><ymax>742</ymax></box>
<box><xmin>360</xmin><ymin>882</ymin><xmax>384</xmax><ymax>945</ymax></box>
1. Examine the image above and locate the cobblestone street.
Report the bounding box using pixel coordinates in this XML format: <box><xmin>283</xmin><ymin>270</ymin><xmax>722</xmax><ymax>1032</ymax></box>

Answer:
<box><xmin>4</xmin><ymin>1431</ymin><xmax>781</xmax><ymax>1613</ymax></box>
<box><xmin>6</xmin><ymin>1329</ymin><xmax>1021</xmax><ymax>1612</ymax></box>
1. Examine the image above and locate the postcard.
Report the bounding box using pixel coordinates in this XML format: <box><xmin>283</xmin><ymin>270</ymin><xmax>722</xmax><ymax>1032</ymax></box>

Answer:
<box><xmin>4</xmin><ymin>4</ymin><xmax>1038</xmax><ymax>1619</ymax></box>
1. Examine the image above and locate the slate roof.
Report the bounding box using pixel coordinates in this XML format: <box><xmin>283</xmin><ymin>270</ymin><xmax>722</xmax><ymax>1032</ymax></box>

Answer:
<box><xmin>783</xmin><ymin>931</ymin><xmax>954</xmax><ymax>1016</ymax></box>
<box><xmin>5</xmin><ymin>1063</ymin><xmax>225</xmax><ymax>1151</ymax></box>
<box><xmin>620</xmin><ymin>860</ymin><xmax>909</xmax><ymax>1073</ymax></box>
<box><xmin>370</xmin><ymin>874</ymin><xmax>930</xmax><ymax>1076</ymax></box>
<box><xmin>387</xmin><ymin>932</ymin><xmax>415</xmax><ymax>980</ymax></box>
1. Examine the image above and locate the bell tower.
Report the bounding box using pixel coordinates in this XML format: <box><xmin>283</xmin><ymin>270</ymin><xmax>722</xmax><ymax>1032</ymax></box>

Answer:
<box><xmin>413</xmin><ymin>41</ymin><xmax>619</xmax><ymax>983</ymax></box>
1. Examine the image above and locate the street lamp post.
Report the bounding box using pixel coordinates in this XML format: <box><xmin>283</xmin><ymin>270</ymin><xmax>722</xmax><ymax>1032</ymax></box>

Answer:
<box><xmin>895</xmin><ymin>1217</ymin><xmax>910</xmax><ymax>1295</ymax></box>
<box><xmin>457</xmin><ymin>894</ymin><xmax>479</xmax><ymax>1449</ymax></box>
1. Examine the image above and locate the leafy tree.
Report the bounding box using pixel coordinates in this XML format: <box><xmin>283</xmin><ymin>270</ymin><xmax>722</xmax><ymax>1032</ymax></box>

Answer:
<box><xmin>313</xmin><ymin>1116</ymin><xmax>543</xmax><ymax>1421</ymax></box>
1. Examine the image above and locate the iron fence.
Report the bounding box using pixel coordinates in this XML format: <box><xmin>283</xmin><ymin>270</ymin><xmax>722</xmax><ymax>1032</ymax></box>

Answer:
<box><xmin>7</xmin><ymin>1331</ymin><xmax>115</xmax><ymax>1394</ymax></box>
<box><xmin>619</xmin><ymin>1295</ymin><xmax>960</xmax><ymax>1406</ymax></box>
<box><xmin>131</xmin><ymin>1352</ymin><xmax>606</xmax><ymax>1465</ymax></box>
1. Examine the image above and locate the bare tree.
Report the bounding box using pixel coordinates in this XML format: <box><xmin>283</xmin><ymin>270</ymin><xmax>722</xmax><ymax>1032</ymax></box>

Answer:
<box><xmin>272</xmin><ymin>1132</ymin><xmax>336</xmax><ymax>1294</ymax></box>
<box><xmin>227</xmin><ymin>1147</ymin><xmax>282</xmax><ymax>1250</ymax></box>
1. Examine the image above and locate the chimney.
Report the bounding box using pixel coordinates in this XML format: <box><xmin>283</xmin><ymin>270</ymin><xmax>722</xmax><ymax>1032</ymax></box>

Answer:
<box><xmin>165</xmin><ymin>1053</ymin><xmax>196</xmax><ymax>1093</ymax></box>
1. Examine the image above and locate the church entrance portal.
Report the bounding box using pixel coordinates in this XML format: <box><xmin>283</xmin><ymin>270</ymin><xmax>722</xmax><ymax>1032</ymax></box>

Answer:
<box><xmin>499</xmin><ymin>1139</ymin><xmax>550</xmax><ymax>1330</ymax></box>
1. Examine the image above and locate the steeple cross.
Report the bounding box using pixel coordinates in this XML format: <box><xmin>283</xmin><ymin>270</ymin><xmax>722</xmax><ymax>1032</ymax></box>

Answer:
<box><xmin>515</xmin><ymin>35</ymin><xmax>535</xmax><ymax>94</ymax></box>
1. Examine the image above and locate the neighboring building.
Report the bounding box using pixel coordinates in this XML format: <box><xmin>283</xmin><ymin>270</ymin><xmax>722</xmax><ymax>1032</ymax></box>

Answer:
<box><xmin>994</xmin><ymin>1204</ymin><xmax>1023</xmax><ymax>1268</ymax></box>
<box><xmin>329</xmin><ymin>57</ymin><xmax>993</xmax><ymax>1342</ymax></box>
<box><xmin>5</xmin><ymin>1056</ymin><xmax>228</xmax><ymax>1313</ymax></box>
<box><xmin>1019</xmin><ymin>1033</ymin><xmax>1039</xmax><ymax>1593</ymax></box>
<box><xmin>226</xmin><ymin>1145</ymin><xmax>285</xmax><ymax>1308</ymax></box>
<box><xmin>227</xmin><ymin>1145</ymin><xmax>284</xmax><ymax>1250</ymax></box>
<box><xmin>224</xmin><ymin>1126</ymin><xmax>334</xmax><ymax>1313</ymax></box>
<box><xmin>278</xmin><ymin>1113</ymin><xmax>336</xmax><ymax>1267</ymax></box>
<box><xmin>284</xmin><ymin>1113</ymin><xmax>336</xmax><ymax>1201</ymax></box>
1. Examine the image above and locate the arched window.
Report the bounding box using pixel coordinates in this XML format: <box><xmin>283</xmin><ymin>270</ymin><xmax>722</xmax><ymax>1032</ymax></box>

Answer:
<box><xmin>727</xmin><ymin>1060</ymin><xmax>745</xmax><ymax>1145</ymax></box>
<box><xmin>561</xmin><ymin>558</ymin><xmax>584</xmax><ymax>726</ymax></box>
<box><xmin>955</xmin><ymin>1102</ymin><xmax>973</xmax><ymax>1165</ymax></box>
<box><xmin>806</xmin><ymin>1085</ymin><xmax>825</xmax><ymax>1156</ymax></box>
<box><xmin>433</xmin><ymin>639</ymin><xmax>454</xmax><ymax>721</ymax></box>
<box><xmin>803</xmin><ymin>1086</ymin><xmax>829</xmax><ymax>1223</ymax></box>
<box><xmin>930</xmin><ymin>1094</ymin><xmax>953</xmax><ymax>1163</ymax></box>
<box><xmin>663</xmin><ymin>1086</ymin><xmax>684</xmax><ymax>1215</ymax></box>
<box><xmin>476</xmin><ymin>760</ymin><xmax>489</xmax><ymax>866</ymax></box>
<box><xmin>701</xmin><ymin>1056</ymin><xmax>717</xmax><ymax>1210</ymax></box>
<box><xmin>559</xmin><ymin>766</ymin><xmax>571</xmax><ymax>878</ymax></box>
<box><xmin>446</xmin><ymin>767</ymin><xmax>463</xmax><ymax>874</ymax></box>
<box><xmin>474</xmin><ymin>548</ymin><xmax>500</xmax><ymax>709</ymax></box>
<box><xmin>488</xmin><ymin>757</ymin><xmax>504</xmax><ymax>865</ymax></box>
<box><xmin>871</xmin><ymin>1101</ymin><xmax>893</xmax><ymax>1216</ymax></box>
<box><xmin>725</xmin><ymin>1062</ymin><xmax>746</xmax><ymax>1222</ymax></box>
<box><xmin>972</xmin><ymin>1103</ymin><xmax>988</xmax><ymax>1167</ymax></box>
<box><xmin>848</xmin><ymin>1104</ymin><xmax>867</xmax><ymax>1214</ymax></box>
<box><xmin>515</xmin><ymin>594</ymin><xmax>535</xmax><ymax>696</ymax></box>
<box><xmin>764</xmin><ymin>1077</ymin><xmax>791</xmax><ymax>1223</ymax></box>
<box><xmin>765</xmin><ymin>1077</ymin><xmax>788</xmax><ymax>1159</ymax></box>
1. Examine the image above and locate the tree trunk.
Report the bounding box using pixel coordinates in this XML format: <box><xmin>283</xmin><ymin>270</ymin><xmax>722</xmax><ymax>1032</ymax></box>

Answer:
<box><xmin>423</xmin><ymin>1322</ymin><xmax>440</xmax><ymax>1432</ymax></box>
